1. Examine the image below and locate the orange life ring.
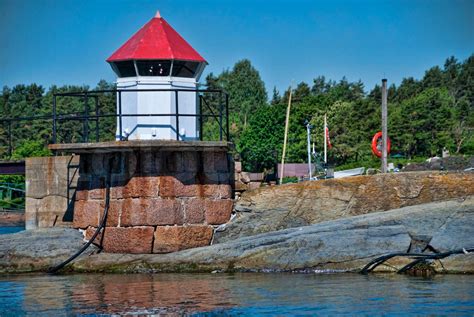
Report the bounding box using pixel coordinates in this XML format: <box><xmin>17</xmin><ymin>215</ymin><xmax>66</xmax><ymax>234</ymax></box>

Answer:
<box><xmin>371</xmin><ymin>131</ymin><xmax>391</xmax><ymax>157</ymax></box>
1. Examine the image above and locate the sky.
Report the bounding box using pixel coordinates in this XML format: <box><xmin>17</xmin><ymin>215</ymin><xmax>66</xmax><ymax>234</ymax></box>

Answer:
<box><xmin>0</xmin><ymin>0</ymin><xmax>473</xmax><ymax>95</ymax></box>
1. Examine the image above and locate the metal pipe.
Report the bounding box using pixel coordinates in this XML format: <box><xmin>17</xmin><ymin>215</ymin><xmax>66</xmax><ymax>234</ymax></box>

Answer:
<box><xmin>118</xmin><ymin>91</ymin><xmax>122</xmax><ymax>141</ymax></box>
<box><xmin>83</xmin><ymin>93</ymin><xmax>89</xmax><ymax>142</ymax></box>
<box><xmin>94</xmin><ymin>96</ymin><xmax>99</xmax><ymax>142</ymax></box>
<box><xmin>53</xmin><ymin>88</ymin><xmax>227</xmax><ymax>96</ymax></box>
<box><xmin>324</xmin><ymin>114</ymin><xmax>327</xmax><ymax>164</ymax></box>
<box><xmin>219</xmin><ymin>92</ymin><xmax>223</xmax><ymax>141</ymax></box>
<box><xmin>225</xmin><ymin>93</ymin><xmax>230</xmax><ymax>141</ymax></box>
<box><xmin>306</xmin><ymin>121</ymin><xmax>312</xmax><ymax>180</ymax></box>
<box><xmin>52</xmin><ymin>95</ymin><xmax>57</xmax><ymax>144</ymax></box>
<box><xmin>199</xmin><ymin>95</ymin><xmax>203</xmax><ymax>141</ymax></box>
<box><xmin>175</xmin><ymin>90</ymin><xmax>179</xmax><ymax>140</ymax></box>
<box><xmin>8</xmin><ymin>120</ymin><xmax>12</xmax><ymax>157</ymax></box>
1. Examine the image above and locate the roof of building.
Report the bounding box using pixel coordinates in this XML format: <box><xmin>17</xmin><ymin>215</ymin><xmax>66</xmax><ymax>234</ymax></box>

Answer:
<box><xmin>106</xmin><ymin>11</ymin><xmax>206</xmax><ymax>63</ymax></box>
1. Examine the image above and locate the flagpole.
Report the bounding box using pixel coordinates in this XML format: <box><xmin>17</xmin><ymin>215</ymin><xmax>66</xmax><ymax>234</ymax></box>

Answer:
<box><xmin>280</xmin><ymin>87</ymin><xmax>292</xmax><ymax>185</ymax></box>
<box><xmin>306</xmin><ymin>121</ymin><xmax>312</xmax><ymax>180</ymax></box>
<box><xmin>324</xmin><ymin>113</ymin><xmax>327</xmax><ymax>164</ymax></box>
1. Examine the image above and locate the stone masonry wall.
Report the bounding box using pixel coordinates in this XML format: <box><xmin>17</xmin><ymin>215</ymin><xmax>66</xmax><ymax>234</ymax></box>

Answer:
<box><xmin>73</xmin><ymin>148</ymin><xmax>233</xmax><ymax>254</ymax></box>
<box><xmin>25</xmin><ymin>156</ymin><xmax>79</xmax><ymax>230</ymax></box>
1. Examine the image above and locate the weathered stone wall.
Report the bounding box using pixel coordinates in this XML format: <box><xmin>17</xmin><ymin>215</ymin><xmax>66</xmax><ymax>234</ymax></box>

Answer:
<box><xmin>74</xmin><ymin>149</ymin><xmax>233</xmax><ymax>254</ymax></box>
<box><xmin>215</xmin><ymin>171</ymin><xmax>474</xmax><ymax>243</ymax></box>
<box><xmin>25</xmin><ymin>156</ymin><xmax>79</xmax><ymax>230</ymax></box>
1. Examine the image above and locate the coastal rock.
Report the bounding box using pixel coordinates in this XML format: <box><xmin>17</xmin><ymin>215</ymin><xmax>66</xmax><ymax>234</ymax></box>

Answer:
<box><xmin>0</xmin><ymin>228</ymin><xmax>98</xmax><ymax>273</ymax></box>
<box><xmin>429</xmin><ymin>204</ymin><xmax>474</xmax><ymax>252</ymax></box>
<box><xmin>1</xmin><ymin>197</ymin><xmax>472</xmax><ymax>274</ymax></box>
<box><xmin>215</xmin><ymin>172</ymin><xmax>474</xmax><ymax>243</ymax></box>
<box><xmin>70</xmin><ymin>197</ymin><xmax>474</xmax><ymax>273</ymax></box>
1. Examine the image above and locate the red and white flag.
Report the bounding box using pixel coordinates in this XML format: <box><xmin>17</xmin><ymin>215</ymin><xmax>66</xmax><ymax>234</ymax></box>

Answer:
<box><xmin>325</xmin><ymin>126</ymin><xmax>332</xmax><ymax>149</ymax></box>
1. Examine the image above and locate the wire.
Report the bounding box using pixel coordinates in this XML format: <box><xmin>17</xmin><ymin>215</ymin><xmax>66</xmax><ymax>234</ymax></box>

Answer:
<box><xmin>47</xmin><ymin>178</ymin><xmax>110</xmax><ymax>274</ymax></box>
<box><xmin>360</xmin><ymin>247</ymin><xmax>474</xmax><ymax>274</ymax></box>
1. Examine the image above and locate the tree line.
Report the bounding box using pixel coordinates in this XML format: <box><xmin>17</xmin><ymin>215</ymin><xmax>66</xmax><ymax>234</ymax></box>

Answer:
<box><xmin>0</xmin><ymin>54</ymin><xmax>472</xmax><ymax>172</ymax></box>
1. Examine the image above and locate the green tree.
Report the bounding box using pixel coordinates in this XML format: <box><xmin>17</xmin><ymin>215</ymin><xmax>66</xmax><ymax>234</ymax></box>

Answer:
<box><xmin>11</xmin><ymin>140</ymin><xmax>51</xmax><ymax>159</ymax></box>
<box><xmin>238</xmin><ymin>103</ymin><xmax>286</xmax><ymax>172</ymax></box>
<box><xmin>220</xmin><ymin>59</ymin><xmax>267</xmax><ymax>128</ymax></box>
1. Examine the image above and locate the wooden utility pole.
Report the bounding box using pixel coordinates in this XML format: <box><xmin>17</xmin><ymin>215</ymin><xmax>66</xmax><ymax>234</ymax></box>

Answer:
<box><xmin>381</xmin><ymin>79</ymin><xmax>388</xmax><ymax>173</ymax></box>
<box><xmin>280</xmin><ymin>87</ymin><xmax>292</xmax><ymax>184</ymax></box>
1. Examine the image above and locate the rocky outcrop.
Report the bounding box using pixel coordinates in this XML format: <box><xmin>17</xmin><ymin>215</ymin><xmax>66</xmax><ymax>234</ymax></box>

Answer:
<box><xmin>1</xmin><ymin>197</ymin><xmax>472</xmax><ymax>274</ymax></box>
<box><xmin>215</xmin><ymin>172</ymin><xmax>474</xmax><ymax>243</ymax></box>
<box><xmin>0</xmin><ymin>228</ymin><xmax>97</xmax><ymax>273</ymax></box>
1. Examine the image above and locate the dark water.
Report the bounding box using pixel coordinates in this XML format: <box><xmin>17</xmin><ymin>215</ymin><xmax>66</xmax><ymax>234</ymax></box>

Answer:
<box><xmin>0</xmin><ymin>226</ymin><xmax>24</xmax><ymax>235</ymax></box>
<box><xmin>0</xmin><ymin>273</ymin><xmax>473</xmax><ymax>316</ymax></box>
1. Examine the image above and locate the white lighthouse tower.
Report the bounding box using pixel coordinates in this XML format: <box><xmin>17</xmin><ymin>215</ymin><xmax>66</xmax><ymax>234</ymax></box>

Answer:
<box><xmin>106</xmin><ymin>11</ymin><xmax>207</xmax><ymax>140</ymax></box>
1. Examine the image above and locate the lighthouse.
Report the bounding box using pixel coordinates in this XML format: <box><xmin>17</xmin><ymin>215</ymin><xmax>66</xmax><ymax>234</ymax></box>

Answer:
<box><xmin>107</xmin><ymin>11</ymin><xmax>207</xmax><ymax>141</ymax></box>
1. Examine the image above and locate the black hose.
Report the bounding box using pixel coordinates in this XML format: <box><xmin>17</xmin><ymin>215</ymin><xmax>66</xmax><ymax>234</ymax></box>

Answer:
<box><xmin>360</xmin><ymin>247</ymin><xmax>474</xmax><ymax>274</ymax></box>
<box><xmin>47</xmin><ymin>178</ymin><xmax>111</xmax><ymax>274</ymax></box>
<box><xmin>397</xmin><ymin>247</ymin><xmax>474</xmax><ymax>274</ymax></box>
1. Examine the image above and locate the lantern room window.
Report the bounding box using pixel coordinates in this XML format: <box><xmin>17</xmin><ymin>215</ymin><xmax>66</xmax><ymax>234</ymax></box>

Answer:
<box><xmin>114</xmin><ymin>61</ymin><xmax>137</xmax><ymax>77</ymax></box>
<box><xmin>136</xmin><ymin>60</ymin><xmax>171</xmax><ymax>76</ymax></box>
<box><xmin>172</xmin><ymin>61</ymin><xmax>200</xmax><ymax>78</ymax></box>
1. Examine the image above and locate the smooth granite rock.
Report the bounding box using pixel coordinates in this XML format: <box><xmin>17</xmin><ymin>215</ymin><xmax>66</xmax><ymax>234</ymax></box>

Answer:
<box><xmin>215</xmin><ymin>172</ymin><xmax>474</xmax><ymax>243</ymax></box>
<box><xmin>1</xmin><ymin>197</ymin><xmax>473</xmax><ymax>274</ymax></box>
<box><xmin>0</xmin><ymin>228</ymin><xmax>98</xmax><ymax>273</ymax></box>
<box><xmin>66</xmin><ymin>196</ymin><xmax>474</xmax><ymax>273</ymax></box>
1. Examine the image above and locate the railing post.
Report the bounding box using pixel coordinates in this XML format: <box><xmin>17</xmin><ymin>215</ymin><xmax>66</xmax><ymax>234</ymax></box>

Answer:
<box><xmin>118</xmin><ymin>90</ymin><xmax>123</xmax><ymax>141</ymax></box>
<box><xmin>199</xmin><ymin>95</ymin><xmax>203</xmax><ymax>141</ymax></box>
<box><xmin>175</xmin><ymin>90</ymin><xmax>180</xmax><ymax>141</ymax></box>
<box><xmin>94</xmin><ymin>96</ymin><xmax>99</xmax><ymax>142</ymax></box>
<box><xmin>219</xmin><ymin>92</ymin><xmax>223</xmax><ymax>141</ymax></box>
<box><xmin>225</xmin><ymin>93</ymin><xmax>230</xmax><ymax>142</ymax></box>
<box><xmin>8</xmin><ymin>120</ymin><xmax>12</xmax><ymax>157</ymax></box>
<box><xmin>52</xmin><ymin>95</ymin><xmax>57</xmax><ymax>144</ymax></box>
<box><xmin>83</xmin><ymin>93</ymin><xmax>89</xmax><ymax>142</ymax></box>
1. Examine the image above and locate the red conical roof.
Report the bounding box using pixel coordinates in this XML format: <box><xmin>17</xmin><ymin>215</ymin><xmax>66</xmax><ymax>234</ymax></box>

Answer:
<box><xmin>107</xmin><ymin>12</ymin><xmax>206</xmax><ymax>63</ymax></box>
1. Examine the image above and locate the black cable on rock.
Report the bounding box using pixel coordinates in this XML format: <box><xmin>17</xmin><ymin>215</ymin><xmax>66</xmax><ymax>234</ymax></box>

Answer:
<box><xmin>360</xmin><ymin>247</ymin><xmax>474</xmax><ymax>274</ymax></box>
<box><xmin>48</xmin><ymin>178</ymin><xmax>111</xmax><ymax>274</ymax></box>
<box><xmin>360</xmin><ymin>252</ymin><xmax>428</xmax><ymax>274</ymax></box>
<box><xmin>397</xmin><ymin>248</ymin><xmax>474</xmax><ymax>274</ymax></box>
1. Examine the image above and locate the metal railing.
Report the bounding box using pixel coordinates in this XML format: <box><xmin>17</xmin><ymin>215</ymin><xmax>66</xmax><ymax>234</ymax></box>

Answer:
<box><xmin>0</xmin><ymin>88</ymin><xmax>230</xmax><ymax>156</ymax></box>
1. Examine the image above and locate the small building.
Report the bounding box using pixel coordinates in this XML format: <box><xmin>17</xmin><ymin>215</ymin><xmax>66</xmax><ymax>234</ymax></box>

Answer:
<box><xmin>107</xmin><ymin>11</ymin><xmax>207</xmax><ymax>141</ymax></box>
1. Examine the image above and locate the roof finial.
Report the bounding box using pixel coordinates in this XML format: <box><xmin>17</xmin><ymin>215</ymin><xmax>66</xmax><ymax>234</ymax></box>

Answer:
<box><xmin>155</xmin><ymin>10</ymin><xmax>161</xmax><ymax>18</ymax></box>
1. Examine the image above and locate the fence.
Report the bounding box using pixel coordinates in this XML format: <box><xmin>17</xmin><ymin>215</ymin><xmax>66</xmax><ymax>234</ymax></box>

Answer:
<box><xmin>0</xmin><ymin>88</ymin><xmax>229</xmax><ymax>157</ymax></box>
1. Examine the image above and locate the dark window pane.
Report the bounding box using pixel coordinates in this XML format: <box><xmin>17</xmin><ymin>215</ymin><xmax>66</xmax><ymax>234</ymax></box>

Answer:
<box><xmin>172</xmin><ymin>61</ymin><xmax>200</xmax><ymax>78</ymax></box>
<box><xmin>114</xmin><ymin>61</ymin><xmax>136</xmax><ymax>77</ymax></box>
<box><xmin>136</xmin><ymin>60</ymin><xmax>171</xmax><ymax>76</ymax></box>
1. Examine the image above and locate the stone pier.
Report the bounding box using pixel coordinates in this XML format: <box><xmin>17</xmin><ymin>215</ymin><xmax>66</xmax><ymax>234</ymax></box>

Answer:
<box><xmin>25</xmin><ymin>156</ymin><xmax>79</xmax><ymax>230</ymax></box>
<box><xmin>49</xmin><ymin>140</ymin><xmax>234</xmax><ymax>254</ymax></box>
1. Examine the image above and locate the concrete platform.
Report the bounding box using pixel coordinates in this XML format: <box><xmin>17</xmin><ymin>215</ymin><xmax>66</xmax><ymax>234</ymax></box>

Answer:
<box><xmin>49</xmin><ymin>140</ymin><xmax>232</xmax><ymax>153</ymax></box>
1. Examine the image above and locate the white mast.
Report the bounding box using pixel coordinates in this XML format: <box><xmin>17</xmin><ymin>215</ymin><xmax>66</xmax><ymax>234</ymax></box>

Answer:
<box><xmin>324</xmin><ymin>113</ymin><xmax>327</xmax><ymax>164</ymax></box>
<box><xmin>306</xmin><ymin>121</ymin><xmax>312</xmax><ymax>180</ymax></box>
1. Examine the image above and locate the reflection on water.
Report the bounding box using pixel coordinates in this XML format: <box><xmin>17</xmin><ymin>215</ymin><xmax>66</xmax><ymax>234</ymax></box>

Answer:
<box><xmin>0</xmin><ymin>273</ymin><xmax>473</xmax><ymax>316</ymax></box>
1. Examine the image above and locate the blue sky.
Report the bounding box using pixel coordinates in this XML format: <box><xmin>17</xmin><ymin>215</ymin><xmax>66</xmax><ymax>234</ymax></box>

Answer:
<box><xmin>0</xmin><ymin>0</ymin><xmax>472</xmax><ymax>95</ymax></box>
